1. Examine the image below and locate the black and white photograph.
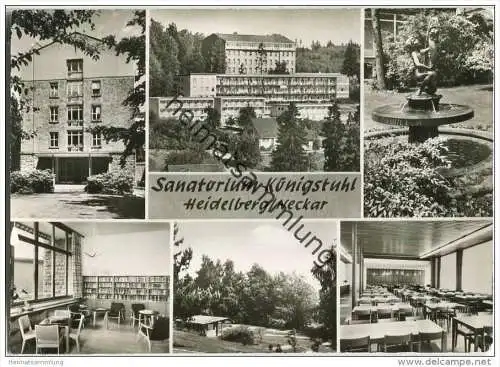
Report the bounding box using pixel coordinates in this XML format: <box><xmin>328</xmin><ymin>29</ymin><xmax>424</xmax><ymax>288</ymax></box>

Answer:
<box><xmin>339</xmin><ymin>220</ymin><xmax>493</xmax><ymax>354</ymax></box>
<box><xmin>363</xmin><ymin>8</ymin><xmax>494</xmax><ymax>218</ymax></box>
<box><xmin>149</xmin><ymin>9</ymin><xmax>361</xmax><ymax>173</ymax></box>
<box><xmin>8</xmin><ymin>9</ymin><xmax>146</xmax><ymax>219</ymax></box>
<box><xmin>172</xmin><ymin>221</ymin><xmax>336</xmax><ymax>353</ymax></box>
<box><xmin>7</xmin><ymin>221</ymin><xmax>170</xmax><ymax>354</ymax></box>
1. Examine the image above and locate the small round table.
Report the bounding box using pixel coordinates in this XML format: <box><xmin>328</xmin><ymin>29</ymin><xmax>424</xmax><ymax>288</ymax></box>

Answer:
<box><xmin>139</xmin><ymin>309</ymin><xmax>159</xmax><ymax>326</ymax></box>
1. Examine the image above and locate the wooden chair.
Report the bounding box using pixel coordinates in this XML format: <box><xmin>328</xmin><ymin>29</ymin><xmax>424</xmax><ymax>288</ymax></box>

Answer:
<box><xmin>35</xmin><ymin>325</ymin><xmax>63</xmax><ymax>354</ymax></box>
<box><xmin>106</xmin><ymin>302</ymin><xmax>125</xmax><ymax>329</ymax></box>
<box><xmin>340</xmin><ymin>335</ymin><xmax>370</xmax><ymax>352</ymax></box>
<box><xmin>68</xmin><ymin>304</ymin><xmax>90</xmax><ymax>329</ymax></box>
<box><xmin>18</xmin><ymin>315</ymin><xmax>36</xmax><ymax>354</ymax></box>
<box><xmin>137</xmin><ymin>317</ymin><xmax>169</xmax><ymax>352</ymax></box>
<box><xmin>69</xmin><ymin>315</ymin><xmax>84</xmax><ymax>353</ymax></box>
<box><xmin>377</xmin><ymin>308</ymin><xmax>393</xmax><ymax>320</ymax></box>
<box><xmin>419</xmin><ymin>331</ymin><xmax>444</xmax><ymax>352</ymax></box>
<box><xmin>352</xmin><ymin>309</ymin><xmax>372</xmax><ymax>323</ymax></box>
<box><xmin>384</xmin><ymin>333</ymin><xmax>412</xmax><ymax>352</ymax></box>
<box><xmin>131</xmin><ymin>303</ymin><xmax>146</xmax><ymax>328</ymax></box>
<box><xmin>398</xmin><ymin>306</ymin><xmax>415</xmax><ymax>321</ymax></box>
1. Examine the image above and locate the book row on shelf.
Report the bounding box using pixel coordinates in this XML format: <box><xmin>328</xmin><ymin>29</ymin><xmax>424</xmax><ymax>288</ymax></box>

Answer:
<box><xmin>82</xmin><ymin>275</ymin><xmax>169</xmax><ymax>303</ymax></box>
<box><xmin>84</xmin><ymin>294</ymin><xmax>168</xmax><ymax>302</ymax></box>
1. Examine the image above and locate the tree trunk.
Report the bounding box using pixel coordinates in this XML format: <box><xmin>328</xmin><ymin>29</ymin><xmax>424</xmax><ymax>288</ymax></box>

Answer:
<box><xmin>371</xmin><ymin>9</ymin><xmax>387</xmax><ymax>89</ymax></box>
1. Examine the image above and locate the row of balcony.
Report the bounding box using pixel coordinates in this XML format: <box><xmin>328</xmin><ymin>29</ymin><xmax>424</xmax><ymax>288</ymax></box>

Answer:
<box><xmin>216</xmin><ymin>88</ymin><xmax>337</xmax><ymax>95</ymax></box>
<box><xmin>217</xmin><ymin>80</ymin><xmax>337</xmax><ymax>86</ymax></box>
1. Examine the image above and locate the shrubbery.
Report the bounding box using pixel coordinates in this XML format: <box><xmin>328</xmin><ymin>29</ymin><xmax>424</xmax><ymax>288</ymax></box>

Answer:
<box><xmin>10</xmin><ymin>169</ymin><xmax>54</xmax><ymax>194</ymax></box>
<box><xmin>85</xmin><ymin>171</ymin><xmax>133</xmax><ymax>195</ymax></box>
<box><xmin>220</xmin><ymin>326</ymin><xmax>255</xmax><ymax>345</ymax></box>
<box><xmin>164</xmin><ymin>150</ymin><xmax>217</xmax><ymax>169</ymax></box>
<box><xmin>364</xmin><ymin>137</ymin><xmax>493</xmax><ymax>217</ymax></box>
<box><xmin>380</xmin><ymin>13</ymin><xmax>493</xmax><ymax>90</ymax></box>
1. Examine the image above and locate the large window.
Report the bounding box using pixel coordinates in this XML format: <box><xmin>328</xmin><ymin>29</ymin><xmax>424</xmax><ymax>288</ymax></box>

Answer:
<box><xmin>10</xmin><ymin>222</ymin><xmax>75</xmax><ymax>303</ymax></box>
<box><xmin>67</xmin><ymin>81</ymin><xmax>83</xmax><ymax>98</ymax></box>
<box><xmin>67</xmin><ymin>105</ymin><xmax>83</xmax><ymax>126</ymax></box>
<box><xmin>67</xmin><ymin>130</ymin><xmax>84</xmax><ymax>151</ymax></box>
<box><xmin>67</xmin><ymin>59</ymin><xmax>83</xmax><ymax>74</ymax></box>
<box><xmin>462</xmin><ymin>241</ymin><xmax>493</xmax><ymax>294</ymax></box>
<box><xmin>439</xmin><ymin>252</ymin><xmax>457</xmax><ymax>290</ymax></box>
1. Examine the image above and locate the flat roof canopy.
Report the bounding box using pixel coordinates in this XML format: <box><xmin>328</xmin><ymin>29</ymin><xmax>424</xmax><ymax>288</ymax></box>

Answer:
<box><xmin>187</xmin><ymin>315</ymin><xmax>230</xmax><ymax>325</ymax></box>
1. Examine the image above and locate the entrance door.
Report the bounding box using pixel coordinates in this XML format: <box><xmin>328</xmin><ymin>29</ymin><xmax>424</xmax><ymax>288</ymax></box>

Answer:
<box><xmin>58</xmin><ymin>158</ymin><xmax>89</xmax><ymax>184</ymax></box>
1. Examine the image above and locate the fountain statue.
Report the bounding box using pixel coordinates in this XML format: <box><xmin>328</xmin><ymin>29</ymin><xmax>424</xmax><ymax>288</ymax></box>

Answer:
<box><xmin>372</xmin><ymin>18</ymin><xmax>474</xmax><ymax>143</ymax></box>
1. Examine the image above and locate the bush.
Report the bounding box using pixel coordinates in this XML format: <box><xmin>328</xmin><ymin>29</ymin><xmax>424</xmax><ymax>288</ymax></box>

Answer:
<box><xmin>85</xmin><ymin>171</ymin><xmax>133</xmax><ymax>195</ymax></box>
<box><xmin>11</xmin><ymin>169</ymin><xmax>54</xmax><ymax>194</ymax></box>
<box><xmin>220</xmin><ymin>325</ymin><xmax>255</xmax><ymax>345</ymax></box>
<box><xmin>364</xmin><ymin>137</ymin><xmax>493</xmax><ymax>217</ymax></box>
<box><xmin>381</xmin><ymin>13</ymin><xmax>493</xmax><ymax>89</ymax></box>
<box><xmin>364</xmin><ymin>137</ymin><xmax>453</xmax><ymax>217</ymax></box>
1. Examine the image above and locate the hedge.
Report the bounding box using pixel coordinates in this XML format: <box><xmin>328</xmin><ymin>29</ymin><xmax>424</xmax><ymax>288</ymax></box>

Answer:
<box><xmin>85</xmin><ymin>171</ymin><xmax>133</xmax><ymax>195</ymax></box>
<box><xmin>220</xmin><ymin>325</ymin><xmax>255</xmax><ymax>345</ymax></box>
<box><xmin>11</xmin><ymin>169</ymin><xmax>54</xmax><ymax>194</ymax></box>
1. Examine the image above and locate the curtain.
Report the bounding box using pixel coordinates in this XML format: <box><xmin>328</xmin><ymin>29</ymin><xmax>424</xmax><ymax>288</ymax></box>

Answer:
<box><xmin>72</xmin><ymin>233</ymin><xmax>83</xmax><ymax>298</ymax></box>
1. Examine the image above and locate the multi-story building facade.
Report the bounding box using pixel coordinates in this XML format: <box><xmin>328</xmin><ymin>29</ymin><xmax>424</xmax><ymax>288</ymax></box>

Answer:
<box><xmin>202</xmin><ymin>33</ymin><xmax>296</xmax><ymax>75</ymax></box>
<box><xmin>18</xmin><ymin>33</ymin><xmax>136</xmax><ymax>184</ymax></box>
<box><xmin>175</xmin><ymin>72</ymin><xmax>349</xmax><ymax>124</ymax></box>
<box><xmin>214</xmin><ymin>96</ymin><xmax>268</xmax><ymax>122</ymax></box>
<box><xmin>215</xmin><ymin>73</ymin><xmax>349</xmax><ymax>102</ymax></box>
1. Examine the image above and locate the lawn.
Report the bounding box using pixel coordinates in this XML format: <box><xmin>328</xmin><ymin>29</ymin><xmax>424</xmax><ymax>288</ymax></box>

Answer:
<box><xmin>173</xmin><ymin>326</ymin><xmax>332</xmax><ymax>354</ymax></box>
<box><xmin>364</xmin><ymin>83</ymin><xmax>493</xmax><ymax>132</ymax></box>
<box><xmin>10</xmin><ymin>193</ymin><xmax>145</xmax><ymax>219</ymax></box>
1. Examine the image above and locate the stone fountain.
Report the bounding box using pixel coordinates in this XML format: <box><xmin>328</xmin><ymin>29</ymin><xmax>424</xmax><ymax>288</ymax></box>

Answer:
<box><xmin>372</xmin><ymin>92</ymin><xmax>474</xmax><ymax>143</ymax></box>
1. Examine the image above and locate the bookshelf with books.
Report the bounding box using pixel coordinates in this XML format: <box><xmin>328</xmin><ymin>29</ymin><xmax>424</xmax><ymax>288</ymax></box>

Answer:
<box><xmin>83</xmin><ymin>275</ymin><xmax>169</xmax><ymax>303</ymax></box>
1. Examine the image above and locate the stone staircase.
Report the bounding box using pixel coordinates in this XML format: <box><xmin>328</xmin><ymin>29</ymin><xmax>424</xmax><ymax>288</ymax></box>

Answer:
<box><xmin>53</xmin><ymin>184</ymin><xmax>86</xmax><ymax>193</ymax></box>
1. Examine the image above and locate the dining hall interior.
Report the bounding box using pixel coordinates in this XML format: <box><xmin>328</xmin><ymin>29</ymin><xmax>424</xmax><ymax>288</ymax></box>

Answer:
<box><xmin>339</xmin><ymin>220</ymin><xmax>493</xmax><ymax>354</ymax></box>
<box><xmin>7</xmin><ymin>221</ymin><xmax>171</xmax><ymax>355</ymax></box>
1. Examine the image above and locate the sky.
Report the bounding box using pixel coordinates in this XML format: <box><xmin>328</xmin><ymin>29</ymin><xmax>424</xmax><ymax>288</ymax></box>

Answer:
<box><xmin>11</xmin><ymin>9</ymin><xmax>140</xmax><ymax>54</ymax></box>
<box><xmin>151</xmin><ymin>8</ymin><xmax>361</xmax><ymax>46</ymax></box>
<box><xmin>176</xmin><ymin>221</ymin><xmax>338</xmax><ymax>291</ymax></box>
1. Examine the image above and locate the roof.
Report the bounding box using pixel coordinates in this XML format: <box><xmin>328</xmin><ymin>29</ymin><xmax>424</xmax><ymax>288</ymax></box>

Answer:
<box><xmin>252</xmin><ymin>118</ymin><xmax>279</xmax><ymax>139</ymax></box>
<box><xmin>31</xmin><ymin>31</ymin><xmax>107</xmax><ymax>53</ymax></box>
<box><xmin>187</xmin><ymin>315</ymin><xmax>230</xmax><ymax>325</ymax></box>
<box><xmin>217</xmin><ymin>73</ymin><xmax>342</xmax><ymax>78</ymax></box>
<box><xmin>252</xmin><ymin>117</ymin><xmax>320</xmax><ymax>141</ymax></box>
<box><xmin>214</xmin><ymin>33</ymin><xmax>294</xmax><ymax>44</ymax></box>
